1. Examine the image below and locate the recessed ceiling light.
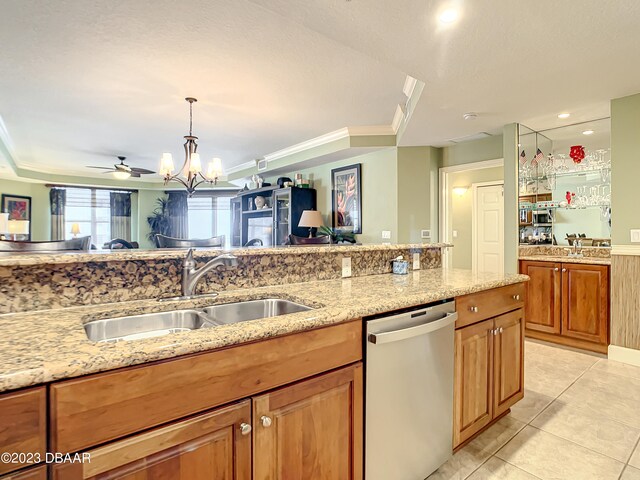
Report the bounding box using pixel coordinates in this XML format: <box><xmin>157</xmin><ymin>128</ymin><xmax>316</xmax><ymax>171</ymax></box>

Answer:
<box><xmin>582</xmin><ymin>130</ymin><xmax>594</xmax><ymax>135</ymax></box>
<box><xmin>439</xmin><ymin>8</ymin><xmax>459</xmax><ymax>24</ymax></box>
<box><xmin>558</xmin><ymin>113</ymin><xmax>571</xmax><ymax>119</ymax></box>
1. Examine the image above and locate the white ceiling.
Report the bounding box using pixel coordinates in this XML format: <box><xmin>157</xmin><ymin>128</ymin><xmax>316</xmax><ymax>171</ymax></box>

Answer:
<box><xmin>1</xmin><ymin>0</ymin><xmax>640</xmax><ymax>180</ymax></box>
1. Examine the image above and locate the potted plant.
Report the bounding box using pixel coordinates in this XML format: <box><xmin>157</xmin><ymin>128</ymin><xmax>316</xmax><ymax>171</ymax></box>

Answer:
<box><xmin>147</xmin><ymin>198</ymin><xmax>171</xmax><ymax>246</ymax></box>
<box><xmin>318</xmin><ymin>225</ymin><xmax>357</xmax><ymax>244</ymax></box>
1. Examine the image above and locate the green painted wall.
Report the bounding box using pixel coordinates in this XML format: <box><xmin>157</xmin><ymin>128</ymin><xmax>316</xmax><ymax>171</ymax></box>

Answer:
<box><xmin>397</xmin><ymin>146</ymin><xmax>441</xmax><ymax>242</ymax></box>
<box><xmin>441</xmin><ymin>135</ymin><xmax>504</xmax><ymax>167</ymax></box>
<box><xmin>137</xmin><ymin>190</ymin><xmax>166</xmax><ymax>249</ymax></box>
<box><xmin>268</xmin><ymin>148</ymin><xmax>398</xmax><ymax>244</ymax></box>
<box><xmin>449</xmin><ymin>167</ymin><xmax>504</xmax><ymax>269</ymax></box>
<box><xmin>611</xmin><ymin>93</ymin><xmax>640</xmax><ymax>245</ymax></box>
<box><xmin>0</xmin><ymin>178</ymin><xmax>50</xmax><ymax>240</ymax></box>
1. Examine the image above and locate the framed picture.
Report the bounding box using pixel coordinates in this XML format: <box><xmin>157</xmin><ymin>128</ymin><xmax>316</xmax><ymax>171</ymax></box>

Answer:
<box><xmin>331</xmin><ymin>164</ymin><xmax>362</xmax><ymax>234</ymax></box>
<box><xmin>1</xmin><ymin>194</ymin><xmax>32</xmax><ymax>240</ymax></box>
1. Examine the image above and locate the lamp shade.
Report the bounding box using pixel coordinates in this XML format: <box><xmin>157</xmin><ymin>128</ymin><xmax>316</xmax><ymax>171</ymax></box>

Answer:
<box><xmin>0</xmin><ymin>213</ymin><xmax>8</xmax><ymax>234</ymax></box>
<box><xmin>298</xmin><ymin>210</ymin><xmax>324</xmax><ymax>228</ymax></box>
<box><xmin>8</xmin><ymin>220</ymin><xmax>29</xmax><ymax>235</ymax></box>
<box><xmin>70</xmin><ymin>223</ymin><xmax>81</xmax><ymax>235</ymax></box>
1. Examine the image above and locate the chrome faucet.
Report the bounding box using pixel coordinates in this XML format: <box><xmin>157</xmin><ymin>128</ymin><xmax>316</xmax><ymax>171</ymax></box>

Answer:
<box><xmin>570</xmin><ymin>239</ymin><xmax>583</xmax><ymax>257</ymax></box>
<box><xmin>181</xmin><ymin>248</ymin><xmax>238</xmax><ymax>297</ymax></box>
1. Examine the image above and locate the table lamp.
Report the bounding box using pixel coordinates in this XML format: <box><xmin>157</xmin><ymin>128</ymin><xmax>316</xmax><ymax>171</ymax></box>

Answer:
<box><xmin>70</xmin><ymin>223</ymin><xmax>81</xmax><ymax>238</ymax></box>
<box><xmin>298</xmin><ymin>210</ymin><xmax>324</xmax><ymax>238</ymax></box>
<box><xmin>7</xmin><ymin>219</ymin><xmax>29</xmax><ymax>241</ymax></box>
<box><xmin>0</xmin><ymin>213</ymin><xmax>8</xmax><ymax>240</ymax></box>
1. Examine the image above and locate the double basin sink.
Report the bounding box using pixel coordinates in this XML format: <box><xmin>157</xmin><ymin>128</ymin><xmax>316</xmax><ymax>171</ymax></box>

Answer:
<box><xmin>84</xmin><ymin>299</ymin><xmax>313</xmax><ymax>344</ymax></box>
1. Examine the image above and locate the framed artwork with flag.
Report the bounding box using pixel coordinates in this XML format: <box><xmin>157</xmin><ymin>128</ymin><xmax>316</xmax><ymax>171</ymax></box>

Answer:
<box><xmin>1</xmin><ymin>194</ymin><xmax>32</xmax><ymax>240</ymax></box>
<box><xmin>331</xmin><ymin>164</ymin><xmax>362</xmax><ymax>234</ymax></box>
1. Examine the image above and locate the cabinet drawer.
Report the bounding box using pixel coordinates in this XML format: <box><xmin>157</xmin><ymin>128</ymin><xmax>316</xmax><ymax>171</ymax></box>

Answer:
<box><xmin>456</xmin><ymin>283</ymin><xmax>525</xmax><ymax>329</ymax></box>
<box><xmin>0</xmin><ymin>465</ymin><xmax>46</xmax><ymax>480</ymax></box>
<box><xmin>0</xmin><ymin>387</ymin><xmax>46</xmax><ymax>475</ymax></box>
<box><xmin>51</xmin><ymin>320</ymin><xmax>362</xmax><ymax>453</ymax></box>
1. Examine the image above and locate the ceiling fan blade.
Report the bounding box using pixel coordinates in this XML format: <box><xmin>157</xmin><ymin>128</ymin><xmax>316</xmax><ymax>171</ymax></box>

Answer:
<box><xmin>86</xmin><ymin>166</ymin><xmax>114</xmax><ymax>170</ymax></box>
<box><xmin>130</xmin><ymin>167</ymin><xmax>156</xmax><ymax>174</ymax></box>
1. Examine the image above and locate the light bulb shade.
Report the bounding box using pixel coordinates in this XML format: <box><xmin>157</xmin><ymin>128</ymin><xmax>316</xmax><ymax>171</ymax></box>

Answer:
<box><xmin>70</xmin><ymin>223</ymin><xmax>81</xmax><ymax>235</ymax></box>
<box><xmin>205</xmin><ymin>157</ymin><xmax>223</xmax><ymax>180</ymax></box>
<box><xmin>113</xmin><ymin>170</ymin><xmax>131</xmax><ymax>180</ymax></box>
<box><xmin>159</xmin><ymin>153</ymin><xmax>175</xmax><ymax>176</ymax></box>
<box><xmin>452</xmin><ymin>186</ymin><xmax>469</xmax><ymax>196</ymax></box>
<box><xmin>7</xmin><ymin>220</ymin><xmax>29</xmax><ymax>235</ymax></box>
<box><xmin>189</xmin><ymin>153</ymin><xmax>202</xmax><ymax>173</ymax></box>
<box><xmin>298</xmin><ymin>210</ymin><xmax>324</xmax><ymax>228</ymax></box>
<box><xmin>0</xmin><ymin>213</ymin><xmax>8</xmax><ymax>234</ymax></box>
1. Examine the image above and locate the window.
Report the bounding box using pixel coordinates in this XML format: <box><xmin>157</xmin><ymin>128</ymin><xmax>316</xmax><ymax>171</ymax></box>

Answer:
<box><xmin>187</xmin><ymin>194</ymin><xmax>233</xmax><ymax>245</ymax></box>
<box><xmin>64</xmin><ymin>188</ymin><xmax>111</xmax><ymax>247</ymax></box>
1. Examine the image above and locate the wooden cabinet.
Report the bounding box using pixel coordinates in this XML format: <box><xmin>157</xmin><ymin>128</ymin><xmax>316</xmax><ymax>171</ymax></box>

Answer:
<box><xmin>520</xmin><ymin>260</ymin><xmax>561</xmax><ymax>334</ymax></box>
<box><xmin>0</xmin><ymin>466</ymin><xmax>46</xmax><ymax>480</ymax></box>
<box><xmin>53</xmin><ymin>401</ymin><xmax>251</xmax><ymax>479</ymax></box>
<box><xmin>0</xmin><ymin>387</ymin><xmax>46</xmax><ymax>475</ymax></box>
<box><xmin>519</xmin><ymin>260</ymin><xmax>609</xmax><ymax>353</ymax></box>
<box><xmin>253</xmin><ymin>364</ymin><xmax>363</xmax><ymax>480</ymax></box>
<box><xmin>454</xmin><ymin>298</ymin><xmax>525</xmax><ymax>448</ymax></box>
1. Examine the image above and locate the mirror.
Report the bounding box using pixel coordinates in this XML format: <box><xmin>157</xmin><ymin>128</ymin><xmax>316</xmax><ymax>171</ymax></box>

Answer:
<box><xmin>518</xmin><ymin>118</ymin><xmax>611</xmax><ymax>247</ymax></box>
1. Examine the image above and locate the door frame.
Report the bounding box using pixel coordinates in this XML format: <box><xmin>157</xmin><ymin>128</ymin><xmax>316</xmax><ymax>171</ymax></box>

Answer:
<box><xmin>472</xmin><ymin>181</ymin><xmax>505</xmax><ymax>274</ymax></box>
<box><xmin>439</xmin><ymin>158</ymin><xmax>504</xmax><ymax>268</ymax></box>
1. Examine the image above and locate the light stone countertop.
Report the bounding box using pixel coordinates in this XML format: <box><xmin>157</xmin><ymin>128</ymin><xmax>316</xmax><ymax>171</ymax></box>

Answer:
<box><xmin>519</xmin><ymin>255</ymin><xmax>611</xmax><ymax>265</ymax></box>
<box><xmin>0</xmin><ymin>243</ymin><xmax>452</xmax><ymax>267</ymax></box>
<box><xmin>0</xmin><ymin>268</ymin><xmax>527</xmax><ymax>393</ymax></box>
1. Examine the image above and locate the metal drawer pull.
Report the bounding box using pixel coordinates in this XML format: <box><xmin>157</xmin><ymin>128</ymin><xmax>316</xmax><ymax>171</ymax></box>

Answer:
<box><xmin>499</xmin><ymin>327</ymin><xmax>504</xmax><ymax>333</ymax></box>
<box><xmin>562</xmin><ymin>268</ymin><xmax>567</xmax><ymax>272</ymax></box>
<box><xmin>554</xmin><ymin>267</ymin><xmax>559</xmax><ymax>272</ymax></box>
<box><xmin>240</xmin><ymin>423</ymin><xmax>252</xmax><ymax>435</ymax></box>
<box><xmin>469</xmin><ymin>306</ymin><xmax>479</xmax><ymax>313</ymax></box>
<box><xmin>261</xmin><ymin>416</ymin><xmax>272</xmax><ymax>428</ymax></box>
<box><xmin>512</xmin><ymin>294</ymin><xmax>521</xmax><ymax>301</ymax></box>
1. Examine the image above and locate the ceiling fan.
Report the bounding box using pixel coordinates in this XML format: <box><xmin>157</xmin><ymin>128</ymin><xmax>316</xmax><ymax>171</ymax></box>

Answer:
<box><xmin>86</xmin><ymin>156</ymin><xmax>155</xmax><ymax>179</ymax></box>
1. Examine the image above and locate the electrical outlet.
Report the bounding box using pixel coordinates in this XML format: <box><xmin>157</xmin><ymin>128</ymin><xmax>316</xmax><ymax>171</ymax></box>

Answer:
<box><xmin>421</xmin><ymin>229</ymin><xmax>431</xmax><ymax>239</ymax></box>
<box><xmin>631</xmin><ymin>229</ymin><xmax>640</xmax><ymax>243</ymax></box>
<box><xmin>453</xmin><ymin>230</ymin><xmax>458</xmax><ymax>238</ymax></box>
<box><xmin>412</xmin><ymin>252</ymin><xmax>421</xmax><ymax>270</ymax></box>
<box><xmin>381</xmin><ymin>230</ymin><xmax>391</xmax><ymax>239</ymax></box>
<box><xmin>342</xmin><ymin>257</ymin><xmax>352</xmax><ymax>277</ymax></box>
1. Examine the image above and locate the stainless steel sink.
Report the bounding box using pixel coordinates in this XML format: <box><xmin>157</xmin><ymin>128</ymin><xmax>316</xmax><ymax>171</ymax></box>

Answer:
<box><xmin>84</xmin><ymin>310</ymin><xmax>216</xmax><ymax>343</ymax></box>
<box><xmin>201</xmin><ymin>299</ymin><xmax>312</xmax><ymax>324</ymax></box>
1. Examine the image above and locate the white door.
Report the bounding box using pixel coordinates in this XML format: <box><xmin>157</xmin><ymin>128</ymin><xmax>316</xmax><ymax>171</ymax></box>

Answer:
<box><xmin>473</xmin><ymin>183</ymin><xmax>504</xmax><ymax>274</ymax></box>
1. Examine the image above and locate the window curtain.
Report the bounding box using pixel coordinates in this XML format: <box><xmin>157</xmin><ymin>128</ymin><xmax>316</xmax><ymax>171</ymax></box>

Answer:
<box><xmin>109</xmin><ymin>192</ymin><xmax>132</xmax><ymax>241</ymax></box>
<box><xmin>167</xmin><ymin>191</ymin><xmax>189</xmax><ymax>238</ymax></box>
<box><xmin>50</xmin><ymin>188</ymin><xmax>66</xmax><ymax>241</ymax></box>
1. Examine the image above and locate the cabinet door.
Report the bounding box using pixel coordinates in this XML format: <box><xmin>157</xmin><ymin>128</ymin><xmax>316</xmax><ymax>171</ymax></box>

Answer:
<box><xmin>53</xmin><ymin>401</ymin><xmax>251</xmax><ymax>480</ymax></box>
<box><xmin>253</xmin><ymin>364</ymin><xmax>363</xmax><ymax>480</ymax></box>
<box><xmin>562</xmin><ymin>263</ymin><xmax>609</xmax><ymax>345</ymax></box>
<box><xmin>493</xmin><ymin>309</ymin><xmax>525</xmax><ymax>418</ymax></box>
<box><xmin>454</xmin><ymin>318</ymin><xmax>494</xmax><ymax>447</ymax></box>
<box><xmin>520</xmin><ymin>260</ymin><xmax>561</xmax><ymax>334</ymax></box>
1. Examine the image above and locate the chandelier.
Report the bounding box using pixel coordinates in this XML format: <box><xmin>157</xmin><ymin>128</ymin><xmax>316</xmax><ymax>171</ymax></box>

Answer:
<box><xmin>159</xmin><ymin>97</ymin><xmax>223</xmax><ymax>196</ymax></box>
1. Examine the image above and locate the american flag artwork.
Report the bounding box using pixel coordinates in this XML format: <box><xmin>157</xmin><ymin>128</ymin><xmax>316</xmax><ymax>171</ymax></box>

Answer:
<box><xmin>531</xmin><ymin>148</ymin><xmax>544</xmax><ymax>167</ymax></box>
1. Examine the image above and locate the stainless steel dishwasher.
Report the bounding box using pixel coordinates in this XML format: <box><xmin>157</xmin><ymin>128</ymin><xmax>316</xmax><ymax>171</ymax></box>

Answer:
<box><xmin>364</xmin><ymin>299</ymin><xmax>457</xmax><ymax>480</ymax></box>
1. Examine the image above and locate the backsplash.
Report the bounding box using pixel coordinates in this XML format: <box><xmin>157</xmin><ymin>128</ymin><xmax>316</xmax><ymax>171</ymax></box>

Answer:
<box><xmin>518</xmin><ymin>245</ymin><xmax>611</xmax><ymax>259</ymax></box>
<box><xmin>0</xmin><ymin>246</ymin><xmax>444</xmax><ymax>314</ymax></box>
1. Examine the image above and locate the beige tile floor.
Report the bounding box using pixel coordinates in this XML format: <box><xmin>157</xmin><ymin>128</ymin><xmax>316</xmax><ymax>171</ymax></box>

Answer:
<box><xmin>428</xmin><ymin>340</ymin><xmax>640</xmax><ymax>480</ymax></box>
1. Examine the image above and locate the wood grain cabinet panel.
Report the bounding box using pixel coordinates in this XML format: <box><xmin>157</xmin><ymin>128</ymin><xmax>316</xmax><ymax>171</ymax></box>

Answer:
<box><xmin>520</xmin><ymin>260</ymin><xmax>561</xmax><ymax>334</ymax></box>
<box><xmin>50</xmin><ymin>321</ymin><xmax>361</xmax><ymax>453</ymax></box>
<box><xmin>0</xmin><ymin>387</ymin><xmax>46</xmax><ymax>475</ymax></box>
<box><xmin>456</xmin><ymin>283</ymin><xmax>525</xmax><ymax>329</ymax></box>
<box><xmin>493</xmin><ymin>309</ymin><xmax>525</xmax><ymax>418</ymax></box>
<box><xmin>0</xmin><ymin>465</ymin><xmax>47</xmax><ymax>480</ymax></box>
<box><xmin>562</xmin><ymin>263</ymin><xmax>609</xmax><ymax>345</ymax></box>
<box><xmin>253</xmin><ymin>364</ymin><xmax>363</xmax><ymax>480</ymax></box>
<box><xmin>52</xmin><ymin>401</ymin><xmax>251</xmax><ymax>480</ymax></box>
<box><xmin>453</xmin><ymin>319</ymin><xmax>494</xmax><ymax>447</ymax></box>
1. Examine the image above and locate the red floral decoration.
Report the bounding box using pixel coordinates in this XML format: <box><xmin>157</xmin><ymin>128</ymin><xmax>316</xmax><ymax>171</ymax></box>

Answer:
<box><xmin>569</xmin><ymin>145</ymin><xmax>585</xmax><ymax>164</ymax></box>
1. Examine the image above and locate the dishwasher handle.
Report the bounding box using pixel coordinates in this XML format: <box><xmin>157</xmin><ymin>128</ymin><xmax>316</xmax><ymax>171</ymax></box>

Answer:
<box><xmin>367</xmin><ymin>311</ymin><xmax>458</xmax><ymax>345</ymax></box>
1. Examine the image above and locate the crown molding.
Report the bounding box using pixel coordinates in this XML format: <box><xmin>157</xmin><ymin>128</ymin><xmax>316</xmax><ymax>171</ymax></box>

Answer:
<box><xmin>612</xmin><ymin>245</ymin><xmax>640</xmax><ymax>256</ymax></box>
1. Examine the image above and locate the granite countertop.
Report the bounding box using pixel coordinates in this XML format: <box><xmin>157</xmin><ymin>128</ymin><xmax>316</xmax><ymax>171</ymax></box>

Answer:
<box><xmin>0</xmin><ymin>243</ymin><xmax>452</xmax><ymax>267</ymax></box>
<box><xmin>519</xmin><ymin>255</ymin><xmax>611</xmax><ymax>265</ymax></box>
<box><xmin>0</xmin><ymin>268</ymin><xmax>527</xmax><ymax>393</ymax></box>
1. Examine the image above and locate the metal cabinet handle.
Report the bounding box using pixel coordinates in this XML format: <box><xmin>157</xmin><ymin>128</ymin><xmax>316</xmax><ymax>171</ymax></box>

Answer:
<box><xmin>261</xmin><ymin>416</ymin><xmax>273</xmax><ymax>428</ymax></box>
<box><xmin>499</xmin><ymin>327</ymin><xmax>504</xmax><ymax>333</ymax></box>
<box><xmin>470</xmin><ymin>306</ymin><xmax>479</xmax><ymax>313</ymax></box>
<box><xmin>554</xmin><ymin>267</ymin><xmax>559</xmax><ymax>272</ymax></box>
<box><xmin>562</xmin><ymin>268</ymin><xmax>567</xmax><ymax>272</ymax></box>
<box><xmin>512</xmin><ymin>294</ymin><xmax>521</xmax><ymax>301</ymax></box>
<box><xmin>240</xmin><ymin>423</ymin><xmax>252</xmax><ymax>435</ymax></box>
